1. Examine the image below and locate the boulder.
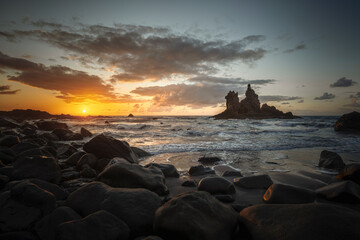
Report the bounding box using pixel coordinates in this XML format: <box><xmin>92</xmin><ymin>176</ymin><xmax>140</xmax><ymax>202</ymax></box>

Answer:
<box><xmin>198</xmin><ymin>156</ymin><xmax>221</xmax><ymax>165</ymax></box>
<box><xmin>182</xmin><ymin>180</ymin><xmax>197</xmax><ymax>187</ymax></box>
<box><xmin>0</xmin><ymin>174</ymin><xmax>9</xmax><ymax>188</ymax></box>
<box><xmin>240</xmin><ymin>203</ymin><xmax>360</xmax><ymax>240</ymax></box>
<box><xmin>0</xmin><ymin>146</ymin><xmax>16</xmax><ymax>164</ymax></box>
<box><xmin>145</xmin><ymin>163</ymin><xmax>179</xmax><ymax>178</ymax></box>
<box><xmin>234</xmin><ymin>175</ymin><xmax>273</xmax><ymax>189</ymax></box>
<box><xmin>76</xmin><ymin>153</ymin><xmax>97</xmax><ymax>170</ymax></box>
<box><xmin>198</xmin><ymin>176</ymin><xmax>235</xmax><ymax>195</ymax></box>
<box><xmin>154</xmin><ymin>191</ymin><xmax>238</xmax><ymax>240</ymax></box>
<box><xmin>80</xmin><ymin>164</ymin><xmax>97</xmax><ymax>178</ymax></box>
<box><xmin>52</xmin><ymin>128</ymin><xmax>74</xmax><ymax>140</ymax></box>
<box><xmin>35</xmin><ymin>206</ymin><xmax>81</xmax><ymax>240</ymax></box>
<box><xmin>128</xmin><ymin>113</ymin><xmax>134</xmax><ymax>117</ymax></box>
<box><xmin>36</xmin><ymin>120</ymin><xmax>68</xmax><ymax>131</ymax></box>
<box><xmin>319</xmin><ymin>150</ymin><xmax>345</xmax><ymax>170</ymax></box>
<box><xmin>222</xmin><ymin>170</ymin><xmax>243</xmax><ymax>177</ymax></box>
<box><xmin>337</xmin><ymin>163</ymin><xmax>360</xmax><ymax>185</ymax></box>
<box><xmin>0</xmin><ymin>232</ymin><xmax>37</xmax><ymax>240</ymax></box>
<box><xmin>66</xmin><ymin>182</ymin><xmax>161</xmax><ymax>236</ymax></box>
<box><xmin>12</xmin><ymin>155</ymin><xmax>61</xmax><ymax>183</ymax></box>
<box><xmin>0</xmin><ymin>118</ymin><xmax>19</xmax><ymax>128</ymax></box>
<box><xmin>334</xmin><ymin>111</ymin><xmax>360</xmax><ymax>132</ymax></box>
<box><xmin>57</xmin><ymin>144</ymin><xmax>78</xmax><ymax>158</ymax></box>
<box><xmin>97</xmin><ymin>162</ymin><xmax>168</xmax><ymax>195</ymax></box>
<box><xmin>65</xmin><ymin>151</ymin><xmax>86</xmax><ymax>166</ymax></box>
<box><xmin>0</xmin><ymin>135</ymin><xmax>20</xmax><ymax>148</ymax></box>
<box><xmin>57</xmin><ymin>210</ymin><xmax>130</xmax><ymax>240</ymax></box>
<box><xmin>11</xmin><ymin>143</ymin><xmax>39</xmax><ymax>154</ymax></box>
<box><xmin>131</xmin><ymin>147</ymin><xmax>152</xmax><ymax>158</ymax></box>
<box><xmin>263</xmin><ymin>184</ymin><xmax>315</xmax><ymax>204</ymax></box>
<box><xmin>316</xmin><ymin>180</ymin><xmax>360</xmax><ymax>203</ymax></box>
<box><xmin>188</xmin><ymin>165</ymin><xmax>215</xmax><ymax>176</ymax></box>
<box><xmin>83</xmin><ymin>134</ymin><xmax>138</xmax><ymax>163</ymax></box>
<box><xmin>80</xmin><ymin>127</ymin><xmax>92</xmax><ymax>138</ymax></box>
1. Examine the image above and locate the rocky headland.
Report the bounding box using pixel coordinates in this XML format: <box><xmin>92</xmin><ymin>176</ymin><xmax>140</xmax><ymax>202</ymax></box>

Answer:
<box><xmin>0</xmin><ymin>114</ymin><xmax>360</xmax><ymax>239</ymax></box>
<box><xmin>214</xmin><ymin>84</ymin><xmax>299</xmax><ymax>119</ymax></box>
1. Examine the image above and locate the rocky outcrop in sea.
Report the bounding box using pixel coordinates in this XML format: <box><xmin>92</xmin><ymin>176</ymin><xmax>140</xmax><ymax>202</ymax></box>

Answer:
<box><xmin>214</xmin><ymin>84</ymin><xmax>298</xmax><ymax>119</ymax></box>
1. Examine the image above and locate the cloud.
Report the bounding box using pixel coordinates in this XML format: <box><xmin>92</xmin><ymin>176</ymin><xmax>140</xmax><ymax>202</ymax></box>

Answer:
<box><xmin>0</xmin><ymin>51</ymin><xmax>117</xmax><ymax>102</ymax></box>
<box><xmin>314</xmin><ymin>92</ymin><xmax>335</xmax><ymax>100</ymax></box>
<box><xmin>5</xmin><ymin>20</ymin><xmax>267</xmax><ymax>82</ymax></box>
<box><xmin>297</xmin><ymin>99</ymin><xmax>304</xmax><ymax>103</ymax></box>
<box><xmin>349</xmin><ymin>92</ymin><xmax>360</xmax><ymax>98</ymax></box>
<box><xmin>131</xmin><ymin>83</ymin><xmax>242</xmax><ymax>109</ymax></box>
<box><xmin>284</xmin><ymin>43</ymin><xmax>306</xmax><ymax>53</ymax></box>
<box><xmin>0</xmin><ymin>31</ymin><xmax>16</xmax><ymax>42</ymax></box>
<box><xmin>259</xmin><ymin>95</ymin><xmax>303</xmax><ymax>102</ymax></box>
<box><xmin>0</xmin><ymin>85</ymin><xmax>20</xmax><ymax>95</ymax></box>
<box><xmin>187</xmin><ymin>75</ymin><xmax>275</xmax><ymax>85</ymax></box>
<box><xmin>330</xmin><ymin>77</ymin><xmax>356</xmax><ymax>87</ymax></box>
<box><xmin>345</xmin><ymin>92</ymin><xmax>360</xmax><ymax>108</ymax></box>
<box><xmin>281</xmin><ymin>102</ymin><xmax>290</xmax><ymax>105</ymax></box>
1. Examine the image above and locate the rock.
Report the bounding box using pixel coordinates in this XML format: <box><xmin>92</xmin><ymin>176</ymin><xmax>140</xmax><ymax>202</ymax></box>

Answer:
<box><xmin>61</xmin><ymin>170</ymin><xmax>81</xmax><ymax>182</ymax></box>
<box><xmin>319</xmin><ymin>150</ymin><xmax>345</xmax><ymax>170</ymax></box>
<box><xmin>0</xmin><ymin>231</ymin><xmax>37</xmax><ymax>240</ymax></box>
<box><xmin>57</xmin><ymin>210</ymin><xmax>130</xmax><ymax>240</ymax></box>
<box><xmin>269</xmin><ymin>172</ymin><xmax>327</xmax><ymax>190</ymax></box>
<box><xmin>83</xmin><ymin>134</ymin><xmax>138</xmax><ymax>163</ymax></box>
<box><xmin>334</xmin><ymin>111</ymin><xmax>360</xmax><ymax>132</ymax></box>
<box><xmin>0</xmin><ymin>135</ymin><xmax>20</xmax><ymax>147</ymax></box>
<box><xmin>240</xmin><ymin>203</ymin><xmax>360</xmax><ymax>240</ymax></box>
<box><xmin>0</xmin><ymin>147</ymin><xmax>16</xmax><ymax>164</ymax></box>
<box><xmin>97</xmin><ymin>162</ymin><xmax>168</xmax><ymax>195</ymax></box>
<box><xmin>11</xmin><ymin>143</ymin><xmax>39</xmax><ymax>154</ymax></box>
<box><xmin>57</xmin><ymin>144</ymin><xmax>78</xmax><ymax>158</ymax></box>
<box><xmin>0</xmin><ymin>109</ymin><xmax>52</xmax><ymax>121</ymax></box>
<box><xmin>80</xmin><ymin>164</ymin><xmax>97</xmax><ymax>178</ymax></box>
<box><xmin>52</xmin><ymin>128</ymin><xmax>74</xmax><ymax>140</ymax></box>
<box><xmin>138</xmin><ymin>236</ymin><xmax>164</xmax><ymax>240</ymax></box>
<box><xmin>131</xmin><ymin>147</ymin><xmax>152</xmax><ymax>158</ymax></box>
<box><xmin>188</xmin><ymin>165</ymin><xmax>215</xmax><ymax>176</ymax></box>
<box><xmin>76</xmin><ymin>153</ymin><xmax>97</xmax><ymax>170</ymax></box>
<box><xmin>234</xmin><ymin>175</ymin><xmax>273</xmax><ymax>189</ymax></box>
<box><xmin>316</xmin><ymin>180</ymin><xmax>360</xmax><ymax>203</ymax></box>
<box><xmin>214</xmin><ymin>84</ymin><xmax>298</xmax><ymax>119</ymax></box>
<box><xmin>0</xmin><ymin>166</ymin><xmax>14</xmax><ymax>178</ymax></box>
<box><xmin>198</xmin><ymin>176</ymin><xmax>235</xmax><ymax>195</ymax></box>
<box><xmin>222</xmin><ymin>170</ymin><xmax>243</xmax><ymax>177</ymax></box>
<box><xmin>65</xmin><ymin>151</ymin><xmax>86</xmax><ymax>166</ymax></box>
<box><xmin>67</xmin><ymin>133</ymin><xmax>83</xmax><ymax>141</ymax></box>
<box><xmin>0</xmin><ymin>118</ymin><xmax>19</xmax><ymax>128</ymax></box>
<box><xmin>154</xmin><ymin>191</ymin><xmax>238</xmax><ymax>240</ymax></box>
<box><xmin>12</xmin><ymin>155</ymin><xmax>61</xmax><ymax>183</ymax></box>
<box><xmin>35</xmin><ymin>206</ymin><xmax>81</xmax><ymax>240</ymax></box>
<box><xmin>145</xmin><ymin>163</ymin><xmax>179</xmax><ymax>178</ymax></box>
<box><xmin>181</xmin><ymin>180</ymin><xmax>197</xmax><ymax>187</ymax></box>
<box><xmin>337</xmin><ymin>163</ymin><xmax>360</xmax><ymax>185</ymax></box>
<box><xmin>36</xmin><ymin>120</ymin><xmax>68</xmax><ymax>131</ymax></box>
<box><xmin>0</xmin><ymin>174</ymin><xmax>9</xmax><ymax>188</ymax></box>
<box><xmin>40</xmin><ymin>132</ymin><xmax>59</xmax><ymax>141</ymax></box>
<box><xmin>66</xmin><ymin>182</ymin><xmax>161</xmax><ymax>236</ymax></box>
<box><xmin>198</xmin><ymin>156</ymin><xmax>221</xmax><ymax>165</ymax></box>
<box><xmin>80</xmin><ymin>127</ymin><xmax>92</xmax><ymax>137</ymax></box>
<box><xmin>263</xmin><ymin>184</ymin><xmax>315</xmax><ymax>204</ymax></box>
<box><xmin>128</xmin><ymin>113</ymin><xmax>134</xmax><ymax>117</ymax></box>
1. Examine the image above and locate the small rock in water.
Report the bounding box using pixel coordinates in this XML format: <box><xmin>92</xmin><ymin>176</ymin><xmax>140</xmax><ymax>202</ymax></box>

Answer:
<box><xmin>188</xmin><ymin>165</ymin><xmax>215</xmax><ymax>176</ymax></box>
<box><xmin>234</xmin><ymin>175</ymin><xmax>273</xmax><ymax>189</ymax></box>
<box><xmin>334</xmin><ymin>111</ymin><xmax>360</xmax><ymax>132</ymax></box>
<box><xmin>128</xmin><ymin>113</ymin><xmax>134</xmax><ymax>117</ymax></box>
<box><xmin>319</xmin><ymin>150</ymin><xmax>345</xmax><ymax>170</ymax></box>
<box><xmin>198</xmin><ymin>156</ymin><xmax>221</xmax><ymax>165</ymax></box>
<box><xmin>80</xmin><ymin>127</ymin><xmax>92</xmax><ymax>137</ymax></box>
<box><xmin>222</xmin><ymin>170</ymin><xmax>243</xmax><ymax>177</ymax></box>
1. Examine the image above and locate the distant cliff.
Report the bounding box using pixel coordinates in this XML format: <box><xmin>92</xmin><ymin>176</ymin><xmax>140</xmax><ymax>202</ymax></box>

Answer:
<box><xmin>214</xmin><ymin>84</ymin><xmax>299</xmax><ymax>119</ymax></box>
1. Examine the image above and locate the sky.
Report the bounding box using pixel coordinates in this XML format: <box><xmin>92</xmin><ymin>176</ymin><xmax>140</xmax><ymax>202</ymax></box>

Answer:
<box><xmin>0</xmin><ymin>0</ymin><xmax>359</xmax><ymax>116</ymax></box>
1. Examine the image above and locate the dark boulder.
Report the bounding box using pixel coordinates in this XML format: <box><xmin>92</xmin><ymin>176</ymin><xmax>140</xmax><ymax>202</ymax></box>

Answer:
<box><xmin>222</xmin><ymin>170</ymin><xmax>243</xmax><ymax>177</ymax></box>
<box><xmin>36</xmin><ymin>120</ymin><xmax>68</xmax><ymax>131</ymax></box>
<box><xmin>154</xmin><ymin>191</ymin><xmax>238</xmax><ymax>240</ymax></box>
<box><xmin>0</xmin><ymin>174</ymin><xmax>9</xmax><ymax>188</ymax></box>
<box><xmin>80</xmin><ymin>164</ymin><xmax>97</xmax><ymax>178</ymax></box>
<box><xmin>316</xmin><ymin>180</ymin><xmax>360</xmax><ymax>203</ymax></box>
<box><xmin>40</xmin><ymin>132</ymin><xmax>59</xmax><ymax>141</ymax></box>
<box><xmin>12</xmin><ymin>155</ymin><xmax>61</xmax><ymax>183</ymax></box>
<box><xmin>83</xmin><ymin>134</ymin><xmax>138</xmax><ymax>163</ymax></box>
<box><xmin>0</xmin><ymin>146</ymin><xmax>16</xmax><ymax>164</ymax></box>
<box><xmin>263</xmin><ymin>184</ymin><xmax>315</xmax><ymax>204</ymax></box>
<box><xmin>319</xmin><ymin>150</ymin><xmax>345</xmax><ymax>170</ymax></box>
<box><xmin>334</xmin><ymin>111</ymin><xmax>360</xmax><ymax>132</ymax></box>
<box><xmin>145</xmin><ymin>163</ymin><xmax>179</xmax><ymax>178</ymax></box>
<box><xmin>188</xmin><ymin>165</ymin><xmax>215</xmax><ymax>176</ymax></box>
<box><xmin>11</xmin><ymin>143</ymin><xmax>39</xmax><ymax>154</ymax></box>
<box><xmin>131</xmin><ymin>147</ymin><xmax>152</xmax><ymax>158</ymax></box>
<box><xmin>0</xmin><ymin>118</ymin><xmax>19</xmax><ymax>128</ymax></box>
<box><xmin>52</xmin><ymin>128</ymin><xmax>74</xmax><ymax>140</ymax></box>
<box><xmin>240</xmin><ymin>203</ymin><xmax>360</xmax><ymax>240</ymax></box>
<box><xmin>57</xmin><ymin>144</ymin><xmax>78</xmax><ymax>158</ymax></box>
<box><xmin>65</xmin><ymin>151</ymin><xmax>86</xmax><ymax>166</ymax></box>
<box><xmin>198</xmin><ymin>176</ymin><xmax>235</xmax><ymax>195</ymax></box>
<box><xmin>35</xmin><ymin>206</ymin><xmax>81</xmax><ymax>240</ymax></box>
<box><xmin>198</xmin><ymin>156</ymin><xmax>221</xmax><ymax>165</ymax></box>
<box><xmin>76</xmin><ymin>153</ymin><xmax>97</xmax><ymax>170</ymax></box>
<box><xmin>0</xmin><ymin>231</ymin><xmax>37</xmax><ymax>240</ymax></box>
<box><xmin>66</xmin><ymin>182</ymin><xmax>161</xmax><ymax>236</ymax></box>
<box><xmin>80</xmin><ymin>127</ymin><xmax>92</xmax><ymax>137</ymax></box>
<box><xmin>234</xmin><ymin>175</ymin><xmax>273</xmax><ymax>189</ymax></box>
<box><xmin>0</xmin><ymin>135</ymin><xmax>20</xmax><ymax>148</ymax></box>
<box><xmin>57</xmin><ymin>210</ymin><xmax>130</xmax><ymax>240</ymax></box>
<box><xmin>128</xmin><ymin>113</ymin><xmax>134</xmax><ymax>117</ymax></box>
<box><xmin>337</xmin><ymin>163</ymin><xmax>360</xmax><ymax>185</ymax></box>
<box><xmin>97</xmin><ymin>162</ymin><xmax>168</xmax><ymax>195</ymax></box>
<box><xmin>182</xmin><ymin>180</ymin><xmax>197</xmax><ymax>187</ymax></box>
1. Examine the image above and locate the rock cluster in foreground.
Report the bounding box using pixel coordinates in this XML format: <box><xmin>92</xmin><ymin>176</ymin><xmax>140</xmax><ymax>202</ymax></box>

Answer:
<box><xmin>0</xmin><ymin>118</ymin><xmax>360</xmax><ymax>240</ymax></box>
<box><xmin>214</xmin><ymin>84</ymin><xmax>299</xmax><ymax>119</ymax></box>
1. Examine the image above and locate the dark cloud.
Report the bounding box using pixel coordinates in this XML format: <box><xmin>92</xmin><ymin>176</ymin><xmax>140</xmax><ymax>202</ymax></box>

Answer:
<box><xmin>0</xmin><ymin>85</ymin><xmax>20</xmax><ymax>95</ymax></box>
<box><xmin>5</xmin><ymin>20</ymin><xmax>267</xmax><ymax>82</ymax></box>
<box><xmin>259</xmin><ymin>95</ymin><xmax>303</xmax><ymax>102</ymax></box>
<box><xmin>284</xmin><ymin>43</ymin><xmax>306</xmax><ymax>53</ymax></box>
<box><xmin>187</xmin><ymin>75</ymin><xmax>275</xmax><ymax>85</ymax></box>
<box><xmin>330</xmin><ymin>77</ymin><xmax>356</xmax><ymax>87</ymax></box>
<box><xmin>131</xmin><ymin>83</ymin><xmax>243</xmax><ymax>108</ymax></box>
<box><xmin>0</xmin><ymin>51</ymin><xmax>116</xmax><ymax>102</ymax></box>
<box><xmin>314</xmin><ymin>92</ymin><xmax>335</xmax><ymax>100</ymax></box>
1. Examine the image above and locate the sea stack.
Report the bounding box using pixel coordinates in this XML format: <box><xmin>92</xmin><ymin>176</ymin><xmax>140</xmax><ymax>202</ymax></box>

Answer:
<box><xmin>214</xmin><ymin>84</ymin><xmax>298</xmax><ymax>119</ymax></box>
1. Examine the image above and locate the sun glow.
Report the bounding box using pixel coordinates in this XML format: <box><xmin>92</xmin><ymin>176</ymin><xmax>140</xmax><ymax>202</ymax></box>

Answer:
<box><xmin>82</xmin><ymin>109</ymin><xmax>86</xmax><ymax>114</ymax></box>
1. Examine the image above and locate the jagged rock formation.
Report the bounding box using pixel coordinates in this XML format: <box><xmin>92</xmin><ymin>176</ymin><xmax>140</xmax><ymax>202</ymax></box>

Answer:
<box><xmin>214</xmin><ymin>84</ymin><xmax>299</xmax><ymax>119</ymax></box>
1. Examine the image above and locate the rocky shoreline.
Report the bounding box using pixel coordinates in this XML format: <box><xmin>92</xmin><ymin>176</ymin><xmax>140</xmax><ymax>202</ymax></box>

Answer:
<box><xmin>1</xmin><ymin>117</ymin><xmax>360</xmax><ymax>240</ymax></box>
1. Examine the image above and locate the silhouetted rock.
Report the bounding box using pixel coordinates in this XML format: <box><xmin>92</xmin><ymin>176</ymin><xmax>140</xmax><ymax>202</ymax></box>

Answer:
<box><xmin>36</xmin><ymin>120</ymin><xmax>68</xmax><ymax>131</ymax></box>
<box><xmin>319</xmin><ymin>150</ymin><xmax>345</xmax><ymax>170</ymax></box>
<box><xmin>131</xmin><ymin>147</ymin><xmax>152</xmax><ymax>158</ymax></box>
<box><xmin>80</xmin><ymin>127</ymin><xmax>92</xmax><ymax>137</ymax></box>
<box><xmin>128</xmin><ymin>113</ymin><xmax>134</xmax><ymax>117</ymax></box>
<box><xmin>234</xmin><ymin>175</ymin><xmax>273</xmax><ymax>189</ymax></box>
<box><xmin>83</xmin><ymin>134</ymin><xmax>138</xmax><ymax>163</ymax></box>
<box><xmin>65</xmin><ymin>151</ymin><xmax>86</xmax><ymax>166</ymax></box>
<box><xmin>214</xmin><ymin>84</ymin><xmax>298</xmax><ymax>119</ymax></box>
<box><xmin>337</xmin><ymin>163</ymin><xmax>360</xmax><ymax>185</ymax></box>
<box><xmin>198</xmin><ymin>176</ymin><xmax>236</xmax><ymax>202</ymax></box>
<box><xmin>0</xmin><ymin>135</ymin><xmax>20</xmax><ymax>147</ymax></box>
<box><xmin>0</xmin><ymin>118</ymin><xmax>19</xmax><ymax>128</ymax></box>
<box><xmin>334</xmin><ymin>111</ymin><xmax>360</xmax><ymax>132</ymax></box>
<box><xmin>240</xmin><ymin>203</ymin><xmax>360</xmax><ymax>240</ymax></box>
<box><xmin>0</xmin><ymin>109</ymin><xmax>52</xmax><ymax>121</ymax></box>
<box><xmin>145</xmin><ymin>163</ymin><xmax>179</xmax><ymax>178</ymax></box>
<box><xmin>316</xmin><ymin>180</ymin><xmax>360</xmax><ymax>203</ymax></box>
<box><xmin>154</xmin><ymin>191</ymin><xmax>238</xmax><ymax>240</ymax></box>
<box><xmin>198</xmin><ymin>156</ymin><xmax>221</xmax><ymax>165</ymax></box>
<box><xmin>188</xmin><ymin>165</ymin><xmax>215</xmax><ymax>176</ymax></box>
<box><xmin>57</xmin><ymin>210</ymin><xmax>130</xmax><ymax>240</ymax></box>
<box><xmin>263</xmin><ymin>183</ymin><xmax>315</xmax><ymax>204</ymax></box>
<box><xmin>222</xmin><ymin>170</ymin><xmax>243</xmax><ymax>177</ymax></box>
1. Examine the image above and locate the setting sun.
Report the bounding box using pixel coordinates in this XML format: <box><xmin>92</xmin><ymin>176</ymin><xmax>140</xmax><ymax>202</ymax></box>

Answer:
<box><xmin>82</xmin><ymin>109</ymin><xmax>86</xmax><ymax>113</ymax></box>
